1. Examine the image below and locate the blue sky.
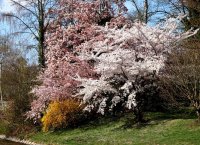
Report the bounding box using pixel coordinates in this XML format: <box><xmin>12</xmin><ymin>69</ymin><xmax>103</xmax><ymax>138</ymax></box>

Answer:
<box><xmin>0</xmin><ymin>0</ymin><xmax>38</xmax><ymax>64</ymax></box>
<box><xmin>0</xmin><ymin>0</ymin><xmax>13</xmax><ymax>12</ymax></box>
<box><xmin>1</xmin><ymin>0</ymin><xmax>135</xmax><ymax>13</ymax></box>
<box><xmin>125</xmin><ymin>1</ymin><xmax>134</xmax><ymax>12</ymax></box>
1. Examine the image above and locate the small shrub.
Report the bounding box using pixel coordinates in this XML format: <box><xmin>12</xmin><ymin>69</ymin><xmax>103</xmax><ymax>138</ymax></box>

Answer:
<box><xmin>41</xmin><ymin>99</ymin><xmax>83</xmax><ymax>132</ymax></box>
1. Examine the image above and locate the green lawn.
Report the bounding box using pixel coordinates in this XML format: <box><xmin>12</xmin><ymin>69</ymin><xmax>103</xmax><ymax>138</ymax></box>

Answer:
<box><xmin>28</xmin><ymin>112</ymin><xmax>200</xmax><ymax>145</ymax></box>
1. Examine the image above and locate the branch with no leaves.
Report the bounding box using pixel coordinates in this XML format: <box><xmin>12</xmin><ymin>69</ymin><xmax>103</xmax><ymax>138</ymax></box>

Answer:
<box><xmin>1</xmin><ymin>13</ymin><xmax>38</xmax><ymax>40</ymax></box>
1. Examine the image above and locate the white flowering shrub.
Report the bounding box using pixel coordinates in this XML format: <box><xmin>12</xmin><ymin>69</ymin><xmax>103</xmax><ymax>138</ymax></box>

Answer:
<box><xmin>76</xmin><ymin>15</ymin><xmax>198</xmax><ymax>122</ymax></box>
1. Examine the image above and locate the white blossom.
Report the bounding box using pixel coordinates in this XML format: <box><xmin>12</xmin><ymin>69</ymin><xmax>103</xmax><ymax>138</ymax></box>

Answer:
<box><xmin>126</xmin><ymin>92</ymin><xmax>137</xmax><ymax>109</ymax></box>
<box><xmin>77</xmin><ymin>15</ymin><xmax>198</xmax><ymax>114</ymax></box>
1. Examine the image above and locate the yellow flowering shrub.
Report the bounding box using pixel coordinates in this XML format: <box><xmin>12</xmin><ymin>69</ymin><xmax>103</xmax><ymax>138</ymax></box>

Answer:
<box><xmin>41</xmin><ymin>99</ymin><xmax>83</xmax><ymax>132</ymax></box>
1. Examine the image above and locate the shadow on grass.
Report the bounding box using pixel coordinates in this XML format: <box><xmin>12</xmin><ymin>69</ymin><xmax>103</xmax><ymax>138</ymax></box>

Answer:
<box><xmin>48</xmin><ymin>108</ymin><xmax>197</xmax><ymax>135</ymax></box>
<box><xmin>47</xmin><ymin>115</ymin><xmax>123</xmax><ymax>136</ymax></box>
<box><xmin>116</xmin><ymin>108</ymin><xmax>197</xmax><ymax>130</ymax></box>
<box><xmin>147</xmin><ymin>109</ymin><xmax>196</xmax><ymax>121</ymax></box>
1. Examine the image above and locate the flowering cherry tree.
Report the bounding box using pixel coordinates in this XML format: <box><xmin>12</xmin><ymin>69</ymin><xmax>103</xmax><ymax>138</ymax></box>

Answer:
<box><xmin>27</xmin><ymin>0</ymin><xmax>198</xmax><ymax>122</ymax></box>
<box><xmin>76</xmin><ymin>15</ymin><xmax>198</xmax><ymax>121</ymax></box>
<box><xmin>27</xmin><ymin>0</ymin><xmax>126</xmax><ymax>120</ymax></box>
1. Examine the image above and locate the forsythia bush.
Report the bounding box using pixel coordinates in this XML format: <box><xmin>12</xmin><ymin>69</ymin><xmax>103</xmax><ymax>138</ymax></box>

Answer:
<box><xmin>41</xmin><ymin>99</ymin><xmax>83</xmax><ymax>132</ymax></box>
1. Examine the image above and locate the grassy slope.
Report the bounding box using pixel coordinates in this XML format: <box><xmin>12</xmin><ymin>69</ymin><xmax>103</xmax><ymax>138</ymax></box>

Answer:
<box><xmin>28</xmin><ymin>112</ymin><xmax>200</xmax><ymax>145</ymax></box>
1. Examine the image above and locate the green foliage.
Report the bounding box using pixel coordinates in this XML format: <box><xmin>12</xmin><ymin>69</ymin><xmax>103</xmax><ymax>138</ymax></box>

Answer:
<box><xmin>0</xmin><ymin>119</ymin><xmax>9</xmax><ymax>134</ymax></box>
<box><xmin>2</xmin><ymin>54</ymin><xmax>39</xmax><ymax>135</ymax></box>
<box><xmin>41</xmin><ymin>99</ymin><xmax>83</xmax><ymax>132</ymax></box>
<box><xmin>4</xmin><ymin>59</ymin><xmax>38</xmax><ymax>119</ymax></box>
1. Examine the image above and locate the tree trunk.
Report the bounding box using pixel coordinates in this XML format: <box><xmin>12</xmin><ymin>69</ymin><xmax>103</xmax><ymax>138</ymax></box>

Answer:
<box><xmin>38</xmin><ymin>33</ymin><xmax>45</xmax><ymax>68</ymax></box>
<box><xmin>196</xmin><ymin>109</ymin><xmax>200</xmax><ymax>122</ymax></box>
<box><xmin>38</xmin><ymin>0</ymin><xmax>45</xmax><ymax>68</ymax></box>
<box><xmin>144</xmin><ymin>0</ymin><xmax>148</xmax><ymax>24</ymax></box>
<box><xmin>134</xmin><ymin>108</ymin><xmax>145</xmax><ymax>123</ymax></box>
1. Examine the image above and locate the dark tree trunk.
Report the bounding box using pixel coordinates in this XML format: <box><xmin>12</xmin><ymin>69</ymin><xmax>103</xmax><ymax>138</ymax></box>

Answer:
<box><xmin>134</xmin><ymin>108</ymin><xmax>145</xmax><ymax>123</ymax></box>
<box><xmin>38</xmin><ymin>31</ymin><xmax>45</xmax><ymax>68</ymax></box>
<box><xmin>38</xmin><ymin>0</ymin><xmax>45</xmax><ymax>68</ymax></box>
<box><xmin>196</xmin><ymin>109</ymin><xmax>200</xmax><ymax>122</ymax></box>
<box><xmin>144</xmin><ymin>0</ymin><xmax>149</xmax><ymax>24</ymax></box>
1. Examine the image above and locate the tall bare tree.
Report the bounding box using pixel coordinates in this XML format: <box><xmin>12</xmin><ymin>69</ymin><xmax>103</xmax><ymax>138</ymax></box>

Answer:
<box><xmin>1</xmin><ymin>0</ymin><xmax>58</xmax><ymax>67</ymax></box>
<box><xmin>127</xmin><ymin>0</ymin><xmax>165</xmax><ymax>24</ymax></box>
<box><xmin>161</xmin><ymin>0</ymin><xmax>200</xmax><ymax>121</ymax></box>
<box><xmin>0</xmin><ymin>35</ymin><xmax>12</xmax><ymax>109</ymax></box>
<box><xmin>151</xmin><ymin>0</ymin><xmax>200</xmax><ymax>31</ymax></box>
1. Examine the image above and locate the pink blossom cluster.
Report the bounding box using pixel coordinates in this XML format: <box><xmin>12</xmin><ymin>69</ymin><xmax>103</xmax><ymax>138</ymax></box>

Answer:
<box><xmin>27</xmin><ymin>0</ymin><xmax>127</xmax><ymax>120</ymax></box>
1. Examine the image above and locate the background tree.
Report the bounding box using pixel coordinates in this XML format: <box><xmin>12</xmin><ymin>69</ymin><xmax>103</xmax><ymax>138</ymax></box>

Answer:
<box><xmin>2</xmin><ymin>51</ymin><xmax>38</xmax><ymax>135</ymax></box>
<box><xmin>151</xmin><ymin>0</ymin><xmax>200</xmax><ymax>31</ymax></box>
<box><xmin>162</xmin><ymin>39</ymin><xmax>200</xmax><ymax>121</ymax></box>
<box><xmin>127</xmin><ymin>0</ymin><xmax>169</xmax><ymax>24</ymax></box>
<box><xmin>0</xmin><ymin>32</ymin><xmax>38</xmax><ymax>134</ymax></box>
<box><xmin>0</xmin><ymin>35</ymin><xmax>13</xmax><ymax>108</ymax></box>
<box><xmin>161</xmin><ymin>0</ymin><xmax>200</xmax><ymax>122</ymax></box>
<box><xmin>127</xmin><ymin>0</ymin><xmax>150</xmax><ymax>23</ymax></box>
<box><xmin>1</xmin><ymin>0</ymin><xmax>58</xmax><ymax>67</ymax></box>
<box><xmin>127</xmin><ymin>0</ymin><xmax>199</xmax><ymax>26</ymax></box>
<box><xmin>182</xmin><ymin>0</ymin><xmax>200</xmax><ymax>33</ymax></box>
